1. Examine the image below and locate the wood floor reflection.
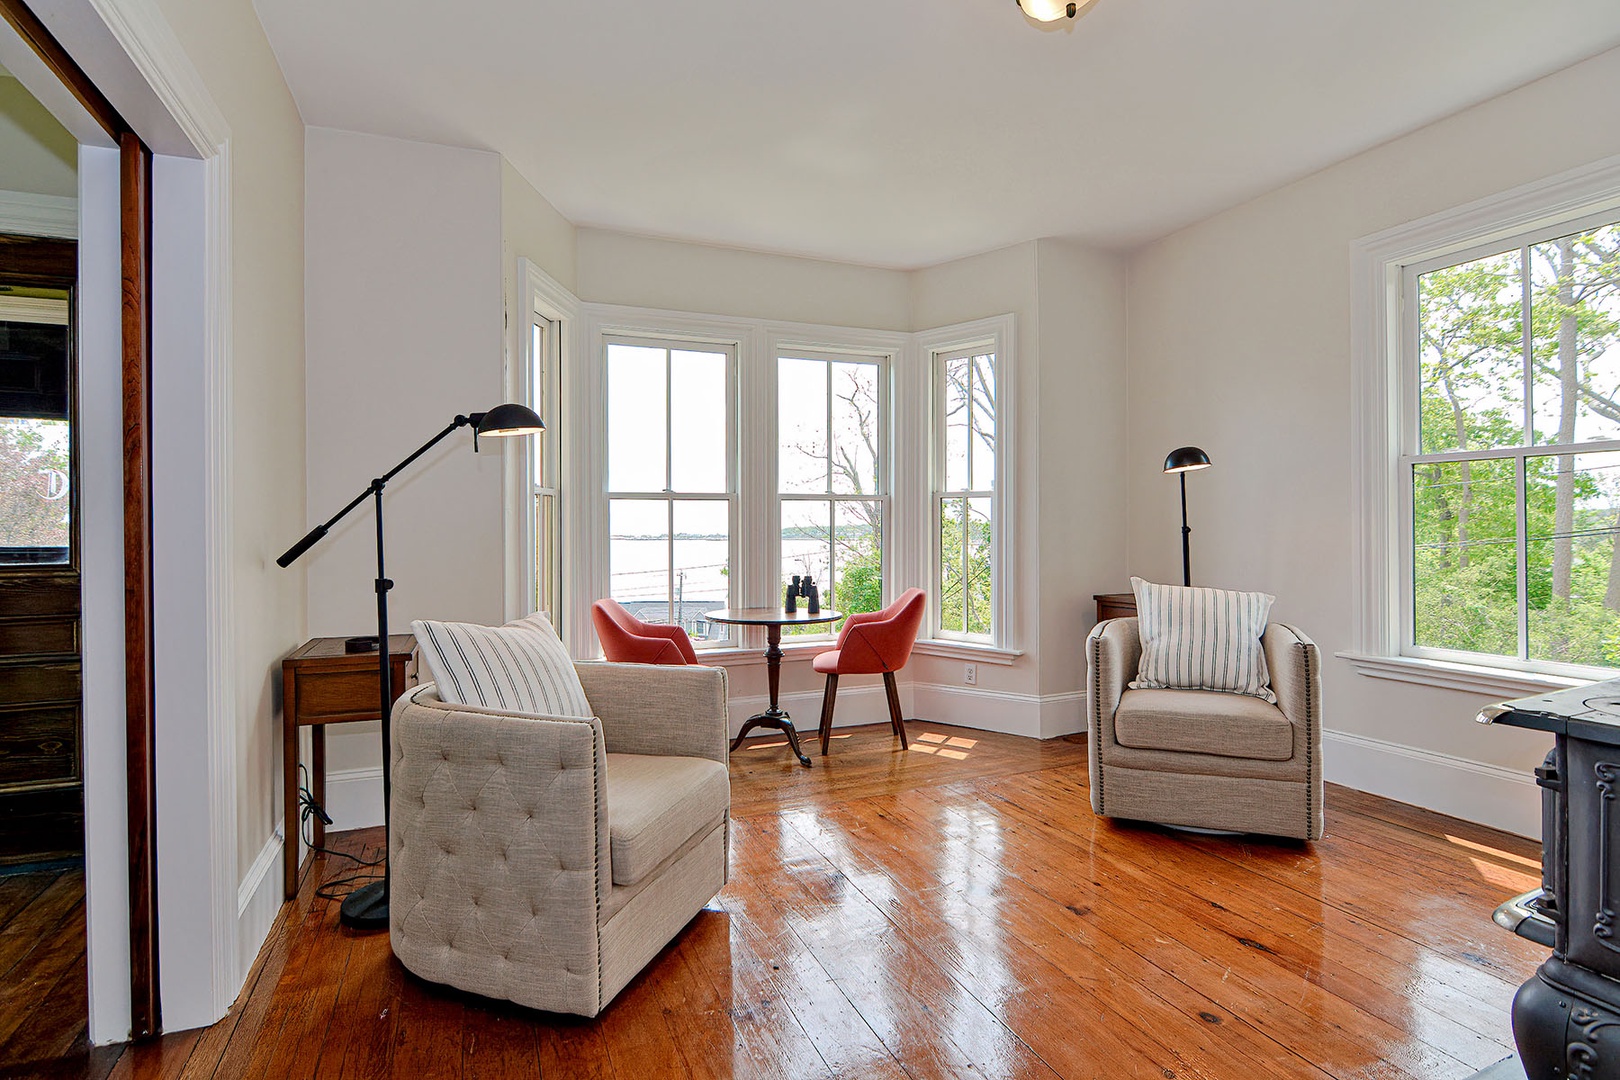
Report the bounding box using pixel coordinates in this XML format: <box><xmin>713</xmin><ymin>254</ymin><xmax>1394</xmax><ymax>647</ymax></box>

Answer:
<box><xmin>92</xmin><ymin>722</ymin><xmax>1541</xmax><ymax>1078</ymax></box>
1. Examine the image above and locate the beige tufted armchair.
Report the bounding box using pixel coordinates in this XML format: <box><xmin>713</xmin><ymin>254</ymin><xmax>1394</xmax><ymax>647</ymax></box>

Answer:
<box><xmin>388</xmin><ymin>662</ymin><xmax>730</xmax><ymax>1017</ymax></box>
<box><xmin>1087</xmin><ymin>617</ymin><xmax>1323</xmax><ymax>840</ymax></box>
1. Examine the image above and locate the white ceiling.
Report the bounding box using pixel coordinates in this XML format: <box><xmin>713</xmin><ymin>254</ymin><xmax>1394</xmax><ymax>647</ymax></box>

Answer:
<box><xmin>253</xmin><ymin>0</ymin><xmax>1620</xmax><ymax>270</ymax></box>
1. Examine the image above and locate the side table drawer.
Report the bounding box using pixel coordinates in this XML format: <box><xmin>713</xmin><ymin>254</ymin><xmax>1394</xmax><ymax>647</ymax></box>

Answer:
<box><xmin>296</xmin><ymin>669</ymin><xmax>394</xmax><ymax>722</ymax></box>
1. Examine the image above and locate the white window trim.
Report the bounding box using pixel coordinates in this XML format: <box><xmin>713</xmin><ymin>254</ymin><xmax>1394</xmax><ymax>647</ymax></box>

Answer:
<box><xmin>914</xmin><ymin>315</ymin><xmax>1018</xmax><ymax>656</ymax></box>
<box><xmin>1347</xmin><ymin>152</ymin><xmax>1620</xmax><ymax>695</ymax></box>
<box><xmin>507</xmin><ymin>259</ymin><xmax>579</xmax><ymax>634</ymax></box>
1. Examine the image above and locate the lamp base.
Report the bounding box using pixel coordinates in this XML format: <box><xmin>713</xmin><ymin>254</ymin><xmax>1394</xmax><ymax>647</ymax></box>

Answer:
<box><xmin>338</xmin><ymin>880</ymin><xmax>388</xmax><ymax>931</ymax></box>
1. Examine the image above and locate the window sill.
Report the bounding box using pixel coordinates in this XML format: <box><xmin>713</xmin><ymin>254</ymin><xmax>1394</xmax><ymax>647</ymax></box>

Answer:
<box><xmin>1337</xmin><ymin>651</ymin><xmax>1585</xmax><ymax>698</ymax></box>
<box><xmin>911</xmin><ymin>640</ymin><xmax>1023</xmax><ymax>666</ymax></box>
<box><xmin>691</xmin><ymin>641</ymin><xmax>834</xmax><ymax>667</ymax></box>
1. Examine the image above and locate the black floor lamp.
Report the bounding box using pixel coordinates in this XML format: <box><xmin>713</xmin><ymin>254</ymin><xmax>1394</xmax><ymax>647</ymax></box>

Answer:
<box><xmin>1163</xmin><ymin>446</ymin><xmax>1212</xmax><ymax>588</ymax></box>
<box><xmin>277</xmin><ymin>403</ymin><xmax>544</xmax><ymax>930</ymax></box>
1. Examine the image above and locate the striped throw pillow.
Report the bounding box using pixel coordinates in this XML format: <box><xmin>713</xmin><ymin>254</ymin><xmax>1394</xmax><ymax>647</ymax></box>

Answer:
<box><xmin>411</xmin><ymin>613</ymin><xmax>593</xmax><ymax>718</ymax></box>
<box><xmin>1127</xmin><ymin>577</ymin><xmax>1276</xmax><ymax>702</ymax></box>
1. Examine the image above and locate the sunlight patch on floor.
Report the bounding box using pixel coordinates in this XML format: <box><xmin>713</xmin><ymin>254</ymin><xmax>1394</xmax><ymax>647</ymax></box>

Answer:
<box><xmin>911</xmin><ymin>732</ymin><xmax>973</xmax><ymax>760</ymax></box>
<box><xmin>1445</xmin><ymin>834</ymin><xmax>1539</xmax><ymax>871</ymax></box>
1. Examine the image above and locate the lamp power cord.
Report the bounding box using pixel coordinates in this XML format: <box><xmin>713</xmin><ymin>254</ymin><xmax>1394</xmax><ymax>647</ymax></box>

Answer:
<box><xmin>296</xmin><ymin>763</ymin><xmax>383</xmax><ymax>903</ymax></box>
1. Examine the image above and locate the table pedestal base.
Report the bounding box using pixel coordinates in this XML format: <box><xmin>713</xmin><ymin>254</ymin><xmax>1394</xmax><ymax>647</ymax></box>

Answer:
<box><xmin>731</xmin><ymin>708</ymin><xmax>812</xmax><ymax>768</ymax></box>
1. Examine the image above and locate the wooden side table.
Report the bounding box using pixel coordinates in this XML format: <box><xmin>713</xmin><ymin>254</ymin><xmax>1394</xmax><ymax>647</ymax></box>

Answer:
<box><xmin>1094</xmin><ymin>593</ymin><xmax>1137</xmax><ymax>622</ymax></box>
<box><xmin>281</xmin><ymin>635</ymin><xmax>415</xmax><ymax>900</ymax></box>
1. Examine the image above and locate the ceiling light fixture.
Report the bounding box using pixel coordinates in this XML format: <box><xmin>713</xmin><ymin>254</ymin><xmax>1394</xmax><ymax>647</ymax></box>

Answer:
<box><xmin>1016</xmin><ymin>0</ymin><xmax>1096</xmax><ymax>22</ymax></box>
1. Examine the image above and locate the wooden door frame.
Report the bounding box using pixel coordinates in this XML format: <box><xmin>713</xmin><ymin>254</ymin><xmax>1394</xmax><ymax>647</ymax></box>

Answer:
<box><xmin>0</xmin><ymin>0</ymin><xmax>160</xmax><ymax>1039</ymax></box>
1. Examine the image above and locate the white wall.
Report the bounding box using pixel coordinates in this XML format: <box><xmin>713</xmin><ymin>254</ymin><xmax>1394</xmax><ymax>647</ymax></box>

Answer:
<box><xmin>143</xmin><ymin>0</ymin><xmax>308</xmax><ymax>916</ymax></box>
<box><xmin>1124</xmin><ymin>44</ymin><xmax>1620</xmax><ymax>836</ymax></box>
<box><xmin>0</xmin><ymin>74</ymin><xmax>77</xmax><ymax>197</ymax></box>
<box><xmin>303</xmin><ymin>128</ymin><xmax>505</xmax><ymax>822</ymax></box>
<box><xmin>1034</xmin><ymin>240</ymin><xmax>1128</xmax><ymax>707</ymax></box>
<box><xmin>576</xmin><ymin>228</ymin><xmax>912</xmax><ymax>331</ymax></box>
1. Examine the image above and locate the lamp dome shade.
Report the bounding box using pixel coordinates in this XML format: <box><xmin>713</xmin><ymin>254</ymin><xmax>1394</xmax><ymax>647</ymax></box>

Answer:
<box><xmin>1017</xmin><ymin>0</ymin><xmax>1077</xmax><ymax>21</ymax></box>
<box><xmin>475</xmin><ymin>403</ymin><xmax>545</xmax><ymax>437</ymax></box>
<box><xmin>1163</xmin><ymin>446</ymin><xmax>1212</xmax><ymax>474</ymax></box>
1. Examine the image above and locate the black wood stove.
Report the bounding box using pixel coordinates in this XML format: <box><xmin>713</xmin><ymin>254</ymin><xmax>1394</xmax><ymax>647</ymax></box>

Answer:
<box><xmin>1480</xmin><ymin>678</ymin><xmax>1620</xmax><ymax>1078</ymax></box>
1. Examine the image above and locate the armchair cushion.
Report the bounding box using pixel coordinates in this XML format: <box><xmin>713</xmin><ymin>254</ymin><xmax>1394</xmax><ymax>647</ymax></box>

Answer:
<box><xmin>1128</xmin><ymin>577</ymin><xmax>1276</xmax><ymax>702</ymax></box>
<box><xmin>411</xmin><ymin>612</ymin><xmax>591</xmax><ymax>718</ymax></box>
<box><xmin>1114</xmin><ymin>688</ymin><xmax>1294</xmax><ymax>762</ymax></box>
<box><xmin>604</xmin><ymin>753</ymin><xmax>729</xmax><ymax>887</ymax></box>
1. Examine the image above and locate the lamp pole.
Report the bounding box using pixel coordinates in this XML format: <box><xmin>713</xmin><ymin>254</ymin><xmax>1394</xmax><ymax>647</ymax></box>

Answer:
<box><xmin>1179</xmin><ymin>471</ymin><xmax>1192</xmax><ymax>588</ymax></box>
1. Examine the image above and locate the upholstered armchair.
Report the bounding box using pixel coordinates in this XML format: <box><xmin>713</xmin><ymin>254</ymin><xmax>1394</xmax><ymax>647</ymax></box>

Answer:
<box><xmin>592</xmin><ymin>598</ymin><xmax>700</xmax><ymax>665</ymax></box>
<box><xmin>1086</xmin><ymin>617</ymin><xmax>1323</xmax><ymax>840</ymax></box>
<box><xmin>388</xmin><ymin>661</ymin><xmax>729</xmax><ymax>1016</ymax></box>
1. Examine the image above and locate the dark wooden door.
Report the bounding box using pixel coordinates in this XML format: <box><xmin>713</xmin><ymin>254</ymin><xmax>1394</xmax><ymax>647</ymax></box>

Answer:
<box><xmin>0</xmin><ymin>236</ymin><xmax>82</xmax><ymax>866</ymax></box>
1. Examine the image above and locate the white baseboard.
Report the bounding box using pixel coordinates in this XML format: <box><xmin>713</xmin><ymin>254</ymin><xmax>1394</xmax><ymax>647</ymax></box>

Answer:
<box><xmin>729</xmin><ymin>684</ymin><xmax>886</xmax><ymax>738</ymax></box>
<box><xmin>1324</xmin><ymin>729</ymin><xmax>1540</xmax><ymax>838</ymax></box>
<box><xmin>234</xmin><ymin>828</ymin><xmax>283</xmax><ymax>996</ymax></box>
<box><xmin>323</xmin><ymin>765</ymin><xmax>386</xmax><ymax>832</ymax></box>
<box><xmin>911</xmin><ymin>682</ymin><xmax>1085</xmax><ymax>740</ymax></box>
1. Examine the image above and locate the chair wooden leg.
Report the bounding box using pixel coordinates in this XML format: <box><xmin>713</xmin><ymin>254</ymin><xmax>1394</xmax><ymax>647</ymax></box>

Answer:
<box><xmin>818</xmin><ymin>674</ymin><xmax>839</xmax><ymax>756</ymax></box>
<box><xmin>883</xmin><ymin>671</ymin><xmax>908</xmax><ymax>750</ymax></box>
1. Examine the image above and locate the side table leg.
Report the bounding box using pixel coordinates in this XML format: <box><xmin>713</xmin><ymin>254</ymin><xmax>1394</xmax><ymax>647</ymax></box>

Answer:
<box><xmin>282</xmin><ymin>707</ymin><xmax>298</xmax><ymax>901</ymax></box>
<box><xmin>312</xmin><ymin>725</ymin><xmax>327</xmax><ymax>851</ymax></box>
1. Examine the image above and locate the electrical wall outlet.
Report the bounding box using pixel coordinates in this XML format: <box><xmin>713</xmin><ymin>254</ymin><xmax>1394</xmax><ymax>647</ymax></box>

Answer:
<box><xmin>964</xmin><ymin>663</ymin><xmax>978</xmax><ymax>686</ymax></box>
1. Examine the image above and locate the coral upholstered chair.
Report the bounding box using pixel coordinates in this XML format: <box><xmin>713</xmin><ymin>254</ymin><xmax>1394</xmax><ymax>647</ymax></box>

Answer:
<box><xmin>813</xmin><ymin>588</ymin><xmax>926</xmax><ymax>755</ymax></box>
<box><xmin>592</xmin><ymin>599</ymin><xmax>699</xmax><ymax>666</ymax></box>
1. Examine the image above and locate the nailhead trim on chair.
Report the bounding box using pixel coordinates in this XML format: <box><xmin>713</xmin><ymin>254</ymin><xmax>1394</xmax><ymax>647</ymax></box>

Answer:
<box><xmin>1089</xmin><ymin>624</ymin><xmax>1107</xmax><ymax>813</ymax></box>
<box><xmin>591</xmin><ymin>751</ymin><xmax>603</xmax><ymax>1015</ymax></box>
<box><xmin>1278</xmin><ymin>623</ymin><xmax>1319</xmax><ymax>841</ymax></box>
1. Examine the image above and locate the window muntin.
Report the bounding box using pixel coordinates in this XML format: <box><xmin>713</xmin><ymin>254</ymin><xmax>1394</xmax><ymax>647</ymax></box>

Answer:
<box><xmin>935</xmin><ymin>347</ymin><xmax>997</xmax><ymax>640</ymax></box>
<box><xmin>1405</xmin><ymin>216</ymin><xmax>1620</xmax><ymax>672</ymax></box>
<box><xmin>605</xmin><ymin>338</ymin><xmax>735</xmax><ymax>648</ymax></box>
<box><xmin>777</xmin><ymin>353</ymin><xmax>886</xmax><ymax>637</ymax></box>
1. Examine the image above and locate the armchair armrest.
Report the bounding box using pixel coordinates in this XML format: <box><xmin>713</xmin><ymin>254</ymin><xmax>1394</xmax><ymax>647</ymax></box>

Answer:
<box><xmin>390</xmin><ymin>685</ymin><xmax>612</xmax><ymax>1014</ymax></box>
<box><xmin>574</xmin><ymin>661</ymin><xmax>729</xmax><ymax>765</ymax></box>
<box><xmin>1087</xmin><ymin>617</ymin><xmax>1140</xmax><ymax>736</ymax></box>
<box><xmin>1086</xmin><ymin>617</ymin><xmax>1139</xmax><ymax>816</ymax></box>
<box><xmin>1262</xmin><ymin>622</ymin><xmax>1322</xmax><ymax>760</ymax></box>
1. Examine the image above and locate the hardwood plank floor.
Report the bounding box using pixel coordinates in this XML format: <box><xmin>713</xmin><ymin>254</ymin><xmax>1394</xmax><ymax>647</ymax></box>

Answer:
<box><xmin>81</xmin><ymin>723</ymin><xmax>1544</xmax><ymax>1078</ymax></box>
<box><xmin>0</xmin><ymin>864</ymin><xmax>108</xmax><ymax>1080</ymax></box>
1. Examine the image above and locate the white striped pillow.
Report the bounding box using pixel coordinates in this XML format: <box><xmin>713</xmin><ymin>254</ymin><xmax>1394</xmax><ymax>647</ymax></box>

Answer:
<box><xmin>1127</xmin><ymin>577</ymin><xmax>1276</xmax><ymax>703</ymax></box>
<box><xmin>411</xmin><ymin>613</ymin><xmax>593</xmax><ymax>718</ymax></box>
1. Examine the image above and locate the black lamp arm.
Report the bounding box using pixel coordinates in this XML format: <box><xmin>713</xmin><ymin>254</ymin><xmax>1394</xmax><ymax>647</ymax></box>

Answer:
<box><xmin>276</xmin><ymin>414</ymin><xmax>475</xmax><ymax>567</ymax></box>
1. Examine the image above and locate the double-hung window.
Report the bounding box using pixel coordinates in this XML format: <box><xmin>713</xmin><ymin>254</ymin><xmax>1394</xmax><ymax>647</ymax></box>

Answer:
<box><xmin>604</xmin><ymin>337</ymin><xmax>736</xmax><ymax>649</ymax></box>
<box><xmin>776</xmin><ymin>351</ymin><xmax>887</xmax><ymax>635</ymax></box>
<box><xmin>1399</xmin><ymin>211</ymin><xmax>1620</xmax><ymax>675</ymax></box>
<box><xmin>934</xmin><ymin>345</ymin><xmax>999</xmax><ymax>641</ymax></box>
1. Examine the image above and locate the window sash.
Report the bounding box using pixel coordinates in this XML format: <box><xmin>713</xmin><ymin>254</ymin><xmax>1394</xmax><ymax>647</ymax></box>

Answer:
<box><xmin>774</xmin><ymin>350</ymin><xmax>890</xmax><ymax>638</ymax></box>
<box><xmin>1401</xmin><ymin>414</ymin><xmax>1620</xmax><ymax>672</ymax></box>
<box><xmin>933</xmin><ymin>345</ymin><xmax>998</xmax><ymax>642</ymax></box>
<box><xmin>605</xmin><ymin>336</ymin><xmax>738</xmax><ymax>648</ymax></box>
